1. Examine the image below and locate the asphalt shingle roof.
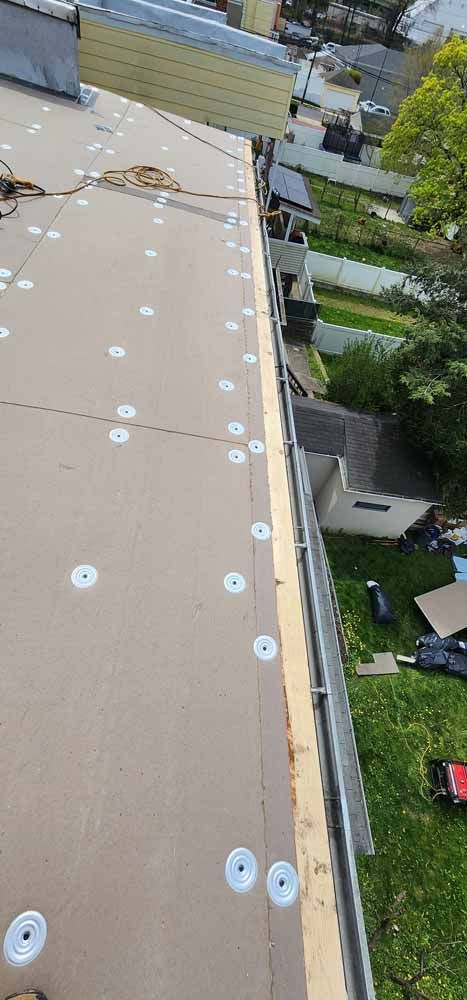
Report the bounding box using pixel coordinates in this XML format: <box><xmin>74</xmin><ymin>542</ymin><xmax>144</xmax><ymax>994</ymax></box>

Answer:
<box><xmin>292</xmin><ymin>398</ymin><xmax>440</xmax><ymax>502</ymax></box>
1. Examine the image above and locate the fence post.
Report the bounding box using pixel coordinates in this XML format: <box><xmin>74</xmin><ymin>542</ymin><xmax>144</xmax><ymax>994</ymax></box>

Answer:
<box><xmin>337</xmin><ymin>256</ymin><xmax>347</xmax><ymax>288</ymax></box>
<box><xmin>372</xmin><ymin>266</ymin><xmax>384</xmax><ymax>294</ymax></box>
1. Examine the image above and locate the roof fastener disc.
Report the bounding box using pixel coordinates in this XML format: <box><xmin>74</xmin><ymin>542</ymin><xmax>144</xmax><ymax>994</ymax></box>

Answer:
<box><xmin>251</xmin><ymin>522</ymin><xmax>271</xmax><ymax>541</ymax></box>
<box><xmin>253</xmin><ymin>635</ymin><xmax>277</xmax><ymax>660</ymax></box>
<box><xmin>4</xmin><ymin>911</ymin><xmax>47</xmax><ymax>966</ymax></box>
<box><xmin>108</xmin><ymin>346</ymin><xmax>126</xmax><ymax>358</ymax></box>
<box><xmin>228</xmin><ymin>422</ymin><xmax>244</xmax><ymax>436</ymax></box>
<box><xmin>243</xmin><ymin>354</ymin><xmax>257</xmax><ymax>364</ymax></box>
<box><xmin>225</xmin><ymin>321</ymin><xmax>239</xmax><ymax>331</ymax></box>
<box><xmin>219</xmin><ymin>379</ymin><xmax>234</xmax><ymax>392</ymax></box>
<box><xmin>0</xmin><ymin>327</ymin><xmax>10</xmax><ymax>338</ymax></box>
<box><xmin>267</xmin><ymin>862</ymin><xmax>299</xmax><ymax>908</ymax></box>
<box><xmin>228</xmin><ymin>450</ymin><xmax>245</xmax><ymax>464</ymax></box>
<box><xmin>249</xmin><ymin>440</ymin><xmax>265</xmax><ymax>454</ymax></box>
<box><xmin>224</xmin><ymin>572</ymin><xmax>246</xmax><ymax>594</ymax></box>
<box><xmin>117</xmin><ymin>405</ymin><xmax>136</xmax><ymax>418</ymax></box>
<box><xmin>243</xmin><ymin>308</ymin><xmax>255</xmax><ymax>317</ymax></box>
<box><xmin>225</xmin><ymin>848</ymin><xmax>258</xmax><ymax>893</ymax></box>
<box><xmin>109</xmin><ymin>428</ymin><xmax>129</xmax><ymax>444</ymax></box>
<box><xmin>71</xmin><ymin>565</ymin><xmax>98</xmax><ymax>589</ymax></box>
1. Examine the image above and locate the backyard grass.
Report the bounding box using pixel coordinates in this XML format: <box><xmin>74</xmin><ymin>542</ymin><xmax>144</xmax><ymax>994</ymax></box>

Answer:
<box><xmin>308</xmin><ymin>232</ymin><xmax>412</xmax><ymax>272</ymax></box>
<box><xmin>315</xmin><ymin>285</ymin><xmax>412</xmax><ymax>338</ymax></box>
<box><xmin>325</xmin><ymin>534</ymin><xmax>467</xmax><ymax>1000</ymax></box>
<box><xmin>319</xmin><ymin>303</ymin><xmax>407</xmax><ymax>337</ymax></box>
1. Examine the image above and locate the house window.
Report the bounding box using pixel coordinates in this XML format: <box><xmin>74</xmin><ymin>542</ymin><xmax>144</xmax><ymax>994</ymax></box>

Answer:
<box><xmin>353</xmin><ymin>501</ymin><xmax>391</xmax><ymax>512</ymax></box>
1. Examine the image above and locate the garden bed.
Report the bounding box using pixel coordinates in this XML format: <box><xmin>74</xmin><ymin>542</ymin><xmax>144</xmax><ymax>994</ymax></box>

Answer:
<box><xmin>325</xmin><ymin>533</ymin><xmax>467</xmax><ymax>1000</ymax></box>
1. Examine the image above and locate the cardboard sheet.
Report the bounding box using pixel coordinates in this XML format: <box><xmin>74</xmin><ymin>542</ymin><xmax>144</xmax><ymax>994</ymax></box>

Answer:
<box><xmin>415</xmin><ymin>581</ymin><xmax>467</xmax><ymax>639</ymax></box>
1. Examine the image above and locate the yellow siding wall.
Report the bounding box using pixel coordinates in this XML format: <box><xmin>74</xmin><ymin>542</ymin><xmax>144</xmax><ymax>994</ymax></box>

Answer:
<box><xmin>242</xmin><ymin>0</ymin><xmax>276</xmax><ymax>35</ymax></box>
<box><xmin>79</xmin><ymin>19</ymin><xmax>294</xmax><ymax>137</ymax></box>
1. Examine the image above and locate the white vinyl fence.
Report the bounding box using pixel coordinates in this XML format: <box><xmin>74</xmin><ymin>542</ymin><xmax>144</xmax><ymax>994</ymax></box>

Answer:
<box><xmin>306</xmin><ymin>249</ymin><xmax>416</xmax><ymax>296</ymax></box>
<box><xmin>281</xmin><ymin>143</ymin><xmax>412</xmax><ymax>197</ymax></box>
<box><xmin>312</xmin><ymin>318</ymin><xmax>403</xmax><ymax>355</ymax></box>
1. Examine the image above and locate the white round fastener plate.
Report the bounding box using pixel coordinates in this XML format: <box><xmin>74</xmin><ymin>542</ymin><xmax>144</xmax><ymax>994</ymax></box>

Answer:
<box><xmin>109</xmin><ymin>428</ymin><xmax>129</xmax><ymax>444</ymax></box>
<box><xmin>228</xmin><ymin>449</ymin><xmax>246</xmax><ymax>464</ymax></box>
<box><xmin>253</xmin><ymin>635</ymin><xmax>278</xmax><ymax>660</ymax></box>
<box><xmin>108</xmin><ymin>345</ymin><xmax>126</xmax><ymax>358</ymax></box>
<box><xmin>224</xmin><ymin>572</ymin><xmax>246</xmax><ymax>594</ymax></box>
<box><xmin>71</xmin><ymin>565</ymin><xmax>98</xmax><ymax>589</ymax></box>
<box><xmin>249</xmin><ymin>440</ymin><xmax>265</xmax><ymax>454</ymax></box>
<box><xmin>228</xmin><ymin>421</ymin><xmax>244</xmax><ymax>436</ymax></box>
<box><xmin>251</xmin><ymin>522</ymin><xmax>271</xmax><ymax>541</ymax></box>
<box><xmin>267</xmin><ymin>862</ymin><xmax>299</xmax><ymax>908</ymax></box>
<box><xmin>225</xmin><ymin>848</ymin><xmax>258</xmax><ymax>894</ymax></box>
<box><xmin>4</xmin><ymin>911</ymin><xmax>47</xmax><ymax>966</ymax></box>
<box><xmin>117</xmin><ymin>405</ymin><xmax>136</xmax><ymax>418</ymax></box>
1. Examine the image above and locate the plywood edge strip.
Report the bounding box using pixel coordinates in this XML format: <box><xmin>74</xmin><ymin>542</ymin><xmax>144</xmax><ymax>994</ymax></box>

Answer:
<box><xmin>246</xmin><ymin>148</ymin><xmax>348</xmax><ymax>1000</ymax></box>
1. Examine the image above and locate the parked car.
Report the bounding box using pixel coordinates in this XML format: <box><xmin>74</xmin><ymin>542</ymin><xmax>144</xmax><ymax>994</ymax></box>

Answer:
<box><xmin>360</xmin><ymin>100</ymin><xmax>391</xmax><ymax>116</ymax></box>
<box><xmin>303</xmin><ymin>36</ymin><xmax>320</xmax><ymax>48</ymax></box>
<box><xmin>322</xmin><ymin>41</ymin><xmax>337</xmax><ymax>54</ymax></box>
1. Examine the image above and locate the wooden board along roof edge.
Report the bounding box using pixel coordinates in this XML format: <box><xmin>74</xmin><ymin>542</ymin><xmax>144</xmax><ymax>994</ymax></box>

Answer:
<box><xmin>245</xmin><ymin>152</ymin><xmax>347</xmax><ymax>998</ymax></box>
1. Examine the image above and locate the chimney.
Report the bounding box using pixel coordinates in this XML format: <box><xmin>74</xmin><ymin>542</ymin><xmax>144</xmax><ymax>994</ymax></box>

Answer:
<box><xmin>0</xmin><ymin>0</ymin><xmax>80</xmax><ymax>98</ymax></box>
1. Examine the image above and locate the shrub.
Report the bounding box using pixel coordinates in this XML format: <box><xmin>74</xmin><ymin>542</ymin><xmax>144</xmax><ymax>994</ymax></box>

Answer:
<box><xmin>325</xmin><ymin>339</ymin><xmax>396</xmax><ymax>412</ymax></box>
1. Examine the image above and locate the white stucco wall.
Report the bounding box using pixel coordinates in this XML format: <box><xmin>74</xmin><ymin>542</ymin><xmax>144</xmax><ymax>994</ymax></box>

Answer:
<box><xmin>321</xmin><ymin>84</ymin><xmax>359</xmax><ymax>113</ymax></box>
<box><xmin>306</xmin><ymin>453</ymin><xmax>337</xmax><ymax>496</ymax></box>
<box><xmin>313</xmin><ymin>461</ymin><xmax>432</xmax><ymax>538</ymax></box>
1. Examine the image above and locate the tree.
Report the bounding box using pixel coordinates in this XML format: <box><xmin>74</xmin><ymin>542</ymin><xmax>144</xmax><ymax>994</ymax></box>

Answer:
<box><xmin>379</xmin><ymin>0</ymin><xmax>413</xmax><ymax>43</ymax></box>
<box><xmin>325</xmin><ymin>339</ymin><xmax>397</xmax><ymax>413</ymax></box>
<box><xmin>388</xmin><ymin>28</ymin><xmax>443</xmax><ymax>110</ymax></box>
<box><xmin>384</xmin><ymin>260</ymin><xmax>467</xmax><ymax>514</ymax></box>
<box><xmin>381</xmin><ymin>36</ymin><xmax>467</xmax><ymax>238</ymax></box>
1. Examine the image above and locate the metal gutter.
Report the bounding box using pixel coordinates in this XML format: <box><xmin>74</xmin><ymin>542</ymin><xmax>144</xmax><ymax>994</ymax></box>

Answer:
<box><xmin>258</xmin><ymin>178</ymin><xmax>376</xmax><ymax>1000</ymax></box>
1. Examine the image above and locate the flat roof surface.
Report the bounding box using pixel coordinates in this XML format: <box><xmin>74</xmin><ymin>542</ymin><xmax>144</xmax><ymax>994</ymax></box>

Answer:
<box><xmin>0</xmin><ymin>82</ymin><xmax>344</xmax><ymax>999</ymax></box>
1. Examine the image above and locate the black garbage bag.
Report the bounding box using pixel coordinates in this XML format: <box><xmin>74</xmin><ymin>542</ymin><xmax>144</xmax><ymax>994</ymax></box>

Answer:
<box><xmin>414</xmin><ymin>648</ymin><xmax>467</xmax><ymax>680</ymax></box>
<box><xmin>399</xmin><ymin>534</ymin><xmax>416</xmax><ymax>555</ymax></box>
<box><xmin>367</xmin><ymin>580</ymin><xmax>396</xmax><ymax>625</ymax></box>
<box><xmin>416</xmin><ymin>632</ymin><xmax>467</xmax><ymax>653</ymax></box>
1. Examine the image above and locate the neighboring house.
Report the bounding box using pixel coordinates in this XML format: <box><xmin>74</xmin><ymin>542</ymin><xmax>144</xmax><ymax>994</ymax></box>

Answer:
<box><xmin>242</xmin><ymin>0</ymin><xmax>281</xmax><ymax>35</ymax></box>
<box><xmin>321</xmin><ymin>66</ymin><xmax>361</xmax><ymax>112</ymax></box>
<box><xmin>293</xmin><ymin>52</ymin><xmax>341</xmax><ymax>103</ymax></box>
<box><xmin>293</xmin><ymin>399</ymin><xmax>440</xmax><ymax>537</ymax></box>
<box><xmin>334</xmin><ymin>42</ymin><xmax>408</xmax><ymax>111</ymax></box>
<box><xmin>75</xmin><ymin>0</ymin><xmax>297</xmax><ymax>137</ymax></box>
<box><xmin>406</xmin><ymin>0</ymin><xmax>467</xmax><ymax>44</ymax></box>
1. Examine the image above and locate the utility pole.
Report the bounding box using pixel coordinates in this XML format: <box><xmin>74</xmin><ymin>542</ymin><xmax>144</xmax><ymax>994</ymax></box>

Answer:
<box><xmin>301</xmin><ymin>46</ymin><xmax>318</xmax><ymax>101</ymax></box>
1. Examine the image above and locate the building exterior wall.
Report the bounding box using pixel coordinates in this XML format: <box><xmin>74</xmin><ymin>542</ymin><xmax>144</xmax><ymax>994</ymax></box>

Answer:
<box><xmin>79</xmin><ymin>17</ymin><xmax>294</xmax><ymax>136</ymax></box>
<box><xmin>306</xmin><ymin>453</ymin><xmax>337</xmax><ymax>497</ymax></box>
<box><xmin>313</xmin><ymin>462</ymin><xmax>431</xmax><ymax>538</ymax></box>
<box><xmin>242</xmin><ymin>0</ymin><xmax>277</xmax><ymax>35</ymax></box>
<box><xmin>320</xmin><ymin>83</ymin><xmax>359</xmax><ymax>113</ymax></box>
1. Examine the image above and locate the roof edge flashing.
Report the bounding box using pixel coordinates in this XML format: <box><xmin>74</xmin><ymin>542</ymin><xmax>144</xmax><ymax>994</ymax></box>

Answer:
<box><xmin>5</xmin><ymin>0</ymin><xmax>78</xmax><ymax>21</ymax></box>
<box><xmin>78</xmin><ymin>0</ymin><xmax>299</xmax><ymax>73</ymax></box>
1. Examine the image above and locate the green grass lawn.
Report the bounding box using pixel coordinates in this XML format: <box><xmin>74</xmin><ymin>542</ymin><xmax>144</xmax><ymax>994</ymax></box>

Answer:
<box><xmin>314</xmin><ymin>285</ymin><xmax>411</xmax><ymax>337</ymax></box>
<box><xmin>319</xmin><ymin>303</ymin><xmax>407</xmax><ymax>338</ymax></box>
<box><xmin>308</xmin><ymin>232</ymin><xmax>411</xmax><ymax>272</ymax></box>
<box><xmin>325</xmin><ymin>534</ymin><xmax>467</xmax><ymax>1000</ymax></box>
